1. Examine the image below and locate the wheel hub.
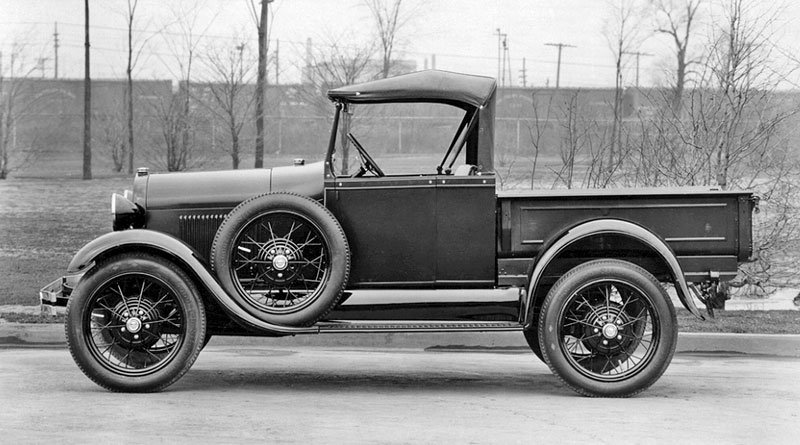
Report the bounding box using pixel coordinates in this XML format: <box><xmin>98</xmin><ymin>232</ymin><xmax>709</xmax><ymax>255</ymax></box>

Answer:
<box><xmin>106</xmin><ymin>299</ymin><xmax>162</xmax><ymax>347</ymax></box>
<box><xmin>579</xmin><ymin>303</ymin><xmax>631</xmax><ymax>353</ymax></box>
<box><xmin>601</xmin><ymin>323</ymin><xmax>619</xmax><ymax>339</ymax></box>
<box><xmin>257</xmin><ymin>239</ymin><xmax>301</xmax><ymax>283</ymax></box>
<box><xmin>272</xmin><ymin>254</ymin><xmax>289</xmax><ymax>271</ymax></box>
<box><xmin>125</xmin><ymin>317</ymin><xmax>142</xmax><ymax>334</ymax></box>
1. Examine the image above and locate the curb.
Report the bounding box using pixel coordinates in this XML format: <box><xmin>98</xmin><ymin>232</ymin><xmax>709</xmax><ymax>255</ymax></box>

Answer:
<box><xmin>2</xmin><ymin>323</ymin><xmax>800</xmax><ymax>357</ymax></box>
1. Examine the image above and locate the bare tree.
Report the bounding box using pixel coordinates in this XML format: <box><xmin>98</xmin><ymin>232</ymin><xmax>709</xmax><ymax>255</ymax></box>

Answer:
<box><xmin>200</xmin><ymin>41</ymin><xmax>256</xmax><ymax>169</ymax></box>
<box><xmin>603</xmin><ymin>0</ymin><xmax>646</xmax><ymax>176</ymax></box>
<box><xmin>148</xmin><ymin>90</ymin><xmax>205</xmax><ymax>172</ymax></box>
<box><xmin>122</xmin><ymin>0</ymin><xmax>157</xmax><ymax>174</ymax></box>
<box><xmin>0</xmin><ymin>43</ymin><xmax>51</xmax><ymax>179</ymax></box>
<box><xmin>364</xmin><ymin>0</ymin><xmax>417</xmax><ymax>78</ymax></box>
<box><xmin>302</xmin><ymin>37</ymin><xmax>376</xmax><ymax>175</ymax></box>
<box><xmin>125</xmin><ymin>0</ymin><xmax>138</xmax><ymax>174</ymax></box>
<box><xmin>652</xmin><ymin>0</ymin><xmax>702</xmax><ymax>113</ymax></box>
<box><xmin>617</xmin><ymin>0</ymin><xmax>800</xmax><ymax>291</ymax></box>
<box><xmin>151</xmin><ymin>0</ymin><xmax>215</xmax><ymax>171</ymax></box>
<box><xmin>525</xmin><ymin>92</ymin><xmax>556</xmax><ymax>189</ymax></box>
<box><xmin>95</xmin><ymin>106</ymin><xmax>127</xmax><ymax>172</ymax></box>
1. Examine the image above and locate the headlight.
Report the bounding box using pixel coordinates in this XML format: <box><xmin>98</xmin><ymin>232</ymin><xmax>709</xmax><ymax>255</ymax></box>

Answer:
<box><xmin>111</xmin><ymin>193</ymin><xmax>143</xmax><ymax>230</ymax></box>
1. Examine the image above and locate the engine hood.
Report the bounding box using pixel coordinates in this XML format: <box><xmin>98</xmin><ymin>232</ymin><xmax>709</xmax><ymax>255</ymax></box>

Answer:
<box><xmin>140</xmin><ymin>161</ymin><xmax>324</xmax><ymax>210</ymax></box>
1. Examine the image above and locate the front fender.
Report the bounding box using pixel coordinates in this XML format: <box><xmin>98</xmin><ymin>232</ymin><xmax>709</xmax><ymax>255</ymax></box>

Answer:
<box><xmin>68</xmin><ymin>230</ymin><xmax>316</xmax><ymax>334</ymax></box>
<box><xmin>522</xmin><ymin>219</ymin><xmax>703</xmax><ymax>328</ymax></box>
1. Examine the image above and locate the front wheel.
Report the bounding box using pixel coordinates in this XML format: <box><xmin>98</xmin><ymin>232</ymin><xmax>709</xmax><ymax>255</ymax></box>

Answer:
<box><xmin>65</xmin><ymin>253</ymin><xmax>206</xmax><ymax>392</ymax></box>
<box><xmin>538</xmin><ymin>259</ymin><xmax>677</xmax><ymax>397</ymax></box>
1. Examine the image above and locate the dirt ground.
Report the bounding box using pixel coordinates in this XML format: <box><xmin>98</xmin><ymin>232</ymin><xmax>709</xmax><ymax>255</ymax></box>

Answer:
<box><xmin>1</xmin><ymin>346</ymin><xmax>799</xmax><ymax>443</ymax></box>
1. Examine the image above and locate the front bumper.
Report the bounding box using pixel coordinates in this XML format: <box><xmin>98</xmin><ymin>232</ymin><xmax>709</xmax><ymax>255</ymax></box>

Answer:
<box><xmin>39</xmin><ymin>273</ymin><xmax>83</xmax><ymax>315</ymax></box>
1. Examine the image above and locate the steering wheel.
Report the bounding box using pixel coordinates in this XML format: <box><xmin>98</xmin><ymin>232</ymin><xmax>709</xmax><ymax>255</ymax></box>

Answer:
<box><xmin>347</xmin><ymin>133</ymin><xmax>385</xmax><ymax>177</ymax></box>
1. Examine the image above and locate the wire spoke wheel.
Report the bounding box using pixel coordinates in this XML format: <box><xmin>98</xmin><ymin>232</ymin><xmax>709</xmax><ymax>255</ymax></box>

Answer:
<box><xmin>538</xmin><ymin>259</ymin><xmax>677</xmax><ymax>397</ymax></box>
<box><xmin>231</xmin><ymin>211</ymin><xmax>330</xmax><ymax>314</ymax></box>
<box><xmin>211</xmin><ymin>193</ymin><xmax>350</xmax><ymax>327</ymax></box>
<box><xmin>558</xmin><ymin>280</ymin><xmax>657</xmax><ymax>381</ymax></box>
<box><xmin>66</xmin><ymin>253</ymin><xmax>205</xmax><ymax>392</ymax></box>
<box><xmin>85</xmin><ymin>273</ymin><xmax>185</xmax><ymax>376</ymax></box>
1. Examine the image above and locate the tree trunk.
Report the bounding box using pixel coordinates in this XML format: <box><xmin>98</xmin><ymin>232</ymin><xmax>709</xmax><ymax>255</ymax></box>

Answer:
<box><xmin>83</xmin><ymin>0</ymin><xmax>92</xmax><ymax>180</ymax></box>
<box><xmin>126</xmin><ymin>10</ymin><xmax>134</xmax><ymax>174</ymax></box>
<box><xmin>672</xmin><ymin>48</ymin><xmax>686</xmax><ymax>114</ymax></box>
<box><xmin>254</xmin><ymin>1</ymin><xmax>268</xmax><ymax>168</ymax></box>
<box><xmin>231</xmin><ymin>128</ymin><xmax>239</xmax><ymax>170</ymax></box>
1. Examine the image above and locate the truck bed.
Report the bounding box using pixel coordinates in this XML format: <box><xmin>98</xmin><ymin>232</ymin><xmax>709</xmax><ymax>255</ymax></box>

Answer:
<box><xmin>496</xmin><ymin>187</ymin><xmax>755</xmax><ymax>285</ymax></box>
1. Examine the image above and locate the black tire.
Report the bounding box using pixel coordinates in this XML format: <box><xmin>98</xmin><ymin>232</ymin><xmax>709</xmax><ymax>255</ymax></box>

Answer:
<box><xmin>201</xmin><ymin>333</ymin><xmax>213</xmax><ymax>350</ymax></box>
<box><xmin>211</xmin><ymin>193</ymin><xmax>350</xmax><ymax>327</ymax></box>
<box><xmin>538</xmin><ymin>259</ymin><xmax>677</xmax><ymax>397</ymax></box>
<box><xmin>65</xmin><ymin>253</ymin><xmax>206</xmax><ymax>392</ymax></box>
<box><xmin>523</xmin><ymin>329</ymin><xmax>544</xmax><ymax>362</ymax></box>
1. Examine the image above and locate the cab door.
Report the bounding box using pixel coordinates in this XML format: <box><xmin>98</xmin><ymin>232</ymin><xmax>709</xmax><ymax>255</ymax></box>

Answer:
<box><xmin>326</xmin><ymin>176</ymin><xmax>437</xmax><ymax>287</ymax></box>
<box><xmin>434</xmin><ymin>175</ymin><xmax>496</xmax><ymax>287</ymax></box>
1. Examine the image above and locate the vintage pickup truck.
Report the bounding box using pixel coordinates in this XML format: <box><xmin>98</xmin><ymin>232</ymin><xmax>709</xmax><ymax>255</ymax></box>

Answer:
<box><xmin>41</xmin><ymin>70</ymin><xmax>756</xmax><ymax>397</ymax></box>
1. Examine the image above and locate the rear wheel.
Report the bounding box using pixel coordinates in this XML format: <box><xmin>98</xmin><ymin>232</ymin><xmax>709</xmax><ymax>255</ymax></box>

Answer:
<box><xmin>65</xmin><ymin>253</ymin><xmax>205</xmax><ymax>392</ymax></box>
<box><xmin>538</xmin><ymin>259</ymin><xmax>677</xmax><ymax>397</ymax></box>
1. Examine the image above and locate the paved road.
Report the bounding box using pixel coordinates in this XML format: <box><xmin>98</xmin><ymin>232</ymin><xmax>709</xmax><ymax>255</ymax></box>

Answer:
<box><xmin>1</xmin><ymin>346</ymin><xmax>799</xmax><ymax>444</ymax></box>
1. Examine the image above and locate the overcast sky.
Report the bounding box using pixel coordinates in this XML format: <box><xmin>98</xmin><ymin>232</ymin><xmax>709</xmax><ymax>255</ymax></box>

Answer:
<box><xmin>2</xmin><ymin>0</ymin><xmax>800</xmax><ymax>88</ymax></box>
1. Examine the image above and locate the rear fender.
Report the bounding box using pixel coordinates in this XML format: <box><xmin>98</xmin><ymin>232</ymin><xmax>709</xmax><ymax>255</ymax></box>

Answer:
<box><xmin>68</xmin><ymin>230</ymin><xmax>316</xmax><ymax>335</ymax></box>
<box><xmin>522</xmin><ymin>219</ymin><xmax>703</xmax><ymax>328</ymax></box>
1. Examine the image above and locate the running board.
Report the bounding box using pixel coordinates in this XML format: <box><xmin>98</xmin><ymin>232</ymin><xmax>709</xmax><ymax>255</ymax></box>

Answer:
<box><xmin>316</xmin><ymin>320</ymin><xmax>523</xmax><ymax>334</ymax></box>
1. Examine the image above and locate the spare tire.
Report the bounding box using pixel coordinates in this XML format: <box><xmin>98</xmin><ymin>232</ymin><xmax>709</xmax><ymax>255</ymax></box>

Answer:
<box><xmin>211</xmin><ymin>193</ymin><xmax>350</xmax><ymax>327</ymax></box>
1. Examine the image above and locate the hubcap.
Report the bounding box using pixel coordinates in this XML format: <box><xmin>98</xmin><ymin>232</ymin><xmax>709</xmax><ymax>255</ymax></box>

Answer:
<box><xmin>125</xmin><ymin>317</ymin><xmax>142</xmax><ymax>333</ymax></box>
<box><xmin>272</xmin><ymin>254</ymin><xmax>289</xmax><ymax>271</ymax></box>
<box><xmin>602</xmin><ymin>323</ymin><xmax>619</xmax><ymax>339</ymax></box>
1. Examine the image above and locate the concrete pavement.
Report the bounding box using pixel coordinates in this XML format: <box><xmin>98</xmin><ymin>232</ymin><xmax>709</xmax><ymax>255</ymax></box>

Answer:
<box><xmin>2</xmin><ymin>346</ymin><xmax>800</xmax><ymax>443</ymax></box>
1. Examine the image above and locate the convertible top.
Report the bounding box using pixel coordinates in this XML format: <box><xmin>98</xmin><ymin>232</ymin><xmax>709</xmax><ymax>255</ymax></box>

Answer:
<box><xmin>326</xmin><ymin>70</ymin><xmax>497</xmax><ymax>173</ymax></box>
<box><xmin>327</xmin><ymin>70</ymin><xmax>496</xmax><ymax>108</ymax></box>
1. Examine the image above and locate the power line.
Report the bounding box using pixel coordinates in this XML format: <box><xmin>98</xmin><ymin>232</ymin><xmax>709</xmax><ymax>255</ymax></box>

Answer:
<box><xmin>622</xmin><ymin>51</ymin><xmax>653</xmax><ymax>87</ymax></box>
<box><xmin>545</xmin><ymin>42</ymin><xmax>576</xmax><ymax>88</ymax></box>
<box><xmin>1</xmin><ymin>20</ymin><xmax>626</xmax><ymax>72</ymax></box>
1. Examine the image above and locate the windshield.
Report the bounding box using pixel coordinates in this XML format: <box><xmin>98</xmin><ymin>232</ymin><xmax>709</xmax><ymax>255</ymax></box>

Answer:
<box><xmin>330</xmin><ymin>102</ymin><xmax>469</xmax><ymax>177</ymax></box>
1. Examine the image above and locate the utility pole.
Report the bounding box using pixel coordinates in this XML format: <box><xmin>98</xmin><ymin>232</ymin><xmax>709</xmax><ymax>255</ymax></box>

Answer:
<box><xmin>544</xmin><ymin>42</ymin><xmax>576</xmax><ymax>88</ymax></box>
<box><xmin>275</xmin><ymin>39</ymin><xmax>279</xmax><ymax>85</ymax></box>
<box><xmin>53</xmin><ymin>22</ymin><xmax>59</xmax><ymax>79</ymax></box>
<box><xmin>501</xmin><ymin>34</ymin><xmax>512</xmax><ymax>87</ymax></box>
<box><xmin>83</xmin><ymin>0</ymin><xmax>92</xmax><ymax>180</ymax></box>
<box><xmin>254</xmin><ymin>0</ymin><xmax>274</xmax><ymax>168</ymax></box>
<box><xmin>494</xmin><ymin>28</ymin><xmax>506</xmax><ymax>81</ymax></box>
<box><xmin>519</xmin><ymin>57</ymin><xmax>527</xmax><ymax>87</ymax></box>
<box><xmin>431</xmin><ymin>54</ymin><xmax>436</xmax><ymax>70</ymax></box>
<box><xmin>622</xmin><ymin>50</ymin><xmax>653</xmax><ymax>87</ymax></box>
